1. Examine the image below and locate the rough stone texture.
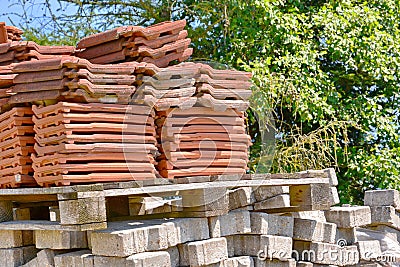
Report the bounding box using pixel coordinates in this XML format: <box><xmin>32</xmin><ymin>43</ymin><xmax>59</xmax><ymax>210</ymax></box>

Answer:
<box><xmin>289</xmin><ymin>211</ymin><xmax>327</xmax><ymax>222</ymax></box>
<box><xmin>259</xmin><ymin>235</ymin><xmax>292</xmax><ymax>260</ymax></box>
<box><xmin>370</xmin><ymin>206</ymin><xmax>400</xmax><ymax>230</ymax></box>
<box><xmin>0</xmin><ymin>246</ymin><xmax>38</xmax><ymax>267</ymax></box>
<box><xmin>364</xmin><ymin>189</ymin><xmax>400</xmax><ymax>209</ymax></box>
<box><xmin>325</xmin><ymin>206</ymin><xmax>371</xmax><ymax>228</ymax></box>
<box><xmin>250</xmin><ymin>212</ymin><xmax>294</xmax><ymax>237</ymax></box>
<box><xmin>0</xmin><ymin>230</ymin><xmax>33</xmax><ymax>249</ymax></box>
<box><xmin>253</xmin><ymin>186</ymin><xmax>289</xmax><ymax>202</ymax></box>
<box><xmin>293</xmin><ymin>218</ymin><xmax>336</xmax><ymax>243</ymax></box>
<box><xmin>179</xmin><ymin>237</ymin><xmax>228</xmax><ymax>266</ymax></box>
<box><xmin>94</xmin><ymin>251</ymin><xmax>171</xmax><ymax>267</ymax></box>
<box><xmin>253</xmin><ymin>258</ymin><xmax>296</xmax><ymax>267</ymax></box>
<box><xmin>209</xmin><ymin>210</ymin><xmax>251</xmax><ymax>237</ymax></box>
<box><xmin>290</xmin><ymin>184</ymin><xmax>331</xmax><ymax>211</ymax></box>
<box><xmin>229</xmin><ymin>187</ymin><xmax>255</xmax><ymax>210</ymax></box>
<box><xmin>254</xmin><ymin>194</ymin><xmax>291</xmax><ymax>211</ymax></box>
<box><xmin>356</xmin><ymin>240</ymin><xmax>381</xmax><ymax>261</ymax></box>
<box><xmin>54</xmin><ymin>250</ymin><xmax>94</xmax><ymax>267</ymax></box>
<box><xmin>35</xmin><ymin>230</ymin><xmax>88</xmax><ymax>249</ymax></box>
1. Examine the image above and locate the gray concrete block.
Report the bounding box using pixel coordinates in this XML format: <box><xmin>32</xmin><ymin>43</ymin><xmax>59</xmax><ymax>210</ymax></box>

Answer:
<box><xmin>295</xmin><ymin>262</ymin><xmax>313</xmax><ymax>267</ymax></box>
<box><xmin>325</xmin><ymin>206</ymin><xmax>371</xmax><ymax>228</ymax></box>
<box><xmin>374</xmin><ymin>224</ymin><xmax>400</xmax><ymax>243</ymax></box>
<box><xmin>336</xmin><ymin>227</ymin><xmax>357</xmax><ymax>245</ymax></box>
<box><xmin>293</xmin><ymin>218</ymin><xmax>336</xmax><ymax>243</ymax></box>
<box><xmin>35</xmin><ymin>230</ymin><xmax>87</xmax><ymax>249</ymax></box>
<box><xmin>166</xmin><ymin>246</ymin><xmax>180</xmax><ymax>267</ymax></box>
<box><xmin>289</xmin><ymin>211</ymin><xmax>327</xmax><ymax>222</ymax></box>
<box><xmin>250</xmin><ymin>213</ymin><xmax>294</xmax><ymax>237</ymax></box>
<box><xmin>180</xmin><ymin>237</ymin><xmax>228</xmax><ymax>266</ymax></box>
<box><xmin>330</xmin><ymin>187</ymin><xmax>340</xmax><ymax>206</ymax></box>
<box><xmin>309</xmin><ymin>242</ymin><xmax>359</xmax><ymax>266</ymax></box>
<box><xmin>254</xmin><ymin>258</ymin><xmax>296</xmax><ymax>267</ymax></box>
<box><xmin>259</xmin><ymin>235</ymin><xmax>292</xmax><ymax>260</ymax></box>
<box><xmin>229</xmin><ymin>187</ymin><xmax>256</xmax><ymax>210</ymax></box>
<box><xmin>0</xmin><ymin>230</ymin><xmax>33</xmax><ymax>249</ymax></box>
<box><xmin>168</xmin><ymin>217</ymin><xmax>210</xmax><ymax>246</ymax></box>
<box><xmin>324</xmin><ymin>168</ymin><xmax>338</xmax><ymax>186</ymax></box>
<box><xmin>254</xmin><ymin>194</ymin><xmax>291</xmax><ymax>211</ymax></box>
<box><xmin>231</xmin><ymin>235</ymin><xmax>261</xmax><ymax>257</ymax></box>
<box><xmin>91</xmin><ymin>220</ymin><xmax>169</xmax><ymax>257</ymax></box>
<box><xmin>370</xmin><ymin>206</ymin><xmax>400</xmax><ymax>230</ymax></box>
<box><xmin>356</xmin><ymin>240</ymin><xmax>381</xmax><ymax>261</ymax></box>
<box><xmin>54</xmin><ymin>250</ymin><xmax>94</xmax><ymax>267</ymax></box>
<box><xmin>209</xmin><ymin>210</ymin><xmax>251</xmax><ymax>237</ymax></box>
<box><xmin>253</xmin><ymin>186</ymin><xmax>289</xmax><ymax>202</ymax></box>
<box><xmin>364</xmin><ymin>189</ymin><xmax>400</xmax><ymax>209</ymax></box>
<box><xmin>94</xmin><ymin>251</ymin><xmax>170</xmax><ymax>267</ymax></box>
<box><xmin>0</xmin><ymin>246</ymin><xmax>38</xmax><ymax>267</ymax></box>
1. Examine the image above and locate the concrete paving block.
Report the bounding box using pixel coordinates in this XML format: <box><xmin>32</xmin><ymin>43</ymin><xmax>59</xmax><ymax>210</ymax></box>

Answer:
<box><xmin>330</xmin><ymin>187</ymin><xmax>340</xmax><ymax>206</ymax></box>
<box><xmin>370</xmin><ymin>206</ymin><xmax>400</xmax><ymax>230</ymax></box>
<box><xmin>23</xmin><ymin>249</ymin><xmax>64</xmax><ymax>267</ymax></box>
<box><xmin>0</xmin><ymin>230</ymin><xmax>33</xmax><ymax>248</ymax></box>
<box><xmin>325</xmin><ymin>206</ymin><xmax>371</xmax><ymax>228</ymax></box>
<box><xmin>289</xmin><ymin>211</ymin><xmax>327</xmax><ymax>222</ymax></box>
<box><xmin>217</xmin><ymin>256</ymin><xmax>254</xmax><ymax>267</ymax></box>
<box><xmin>293</xmin><ymin>218</ymin><xmax>336</xmax><ymax>243</ymax></box>
<box><xmin>166</xmin><ymin>246</ymin><xmax>180</xmax><ymax>267</ymax></box>
<box><xmin>336</xmin><ymin>227</ymin><xmax>357</xmax><ymax>245</ymax></box>
<box><xmin>356</xmin><ymin>240</ymin><xmax>381</xmax><ymax>261</ymax></box>
<box><xmin>250</xmin><ymin>212</ymin><xmax>294</xmax><ymax>237</ymax></box>
<box><xmin>91</xmin><ymin>220</ymin><xmax>169</xmax><ymax>257</ymax></box>
<box><xmin>180</xmin><ymin>237</ymin><xmax>228</xmax><ymax>266</ymax></box>
<box><xmin>231</xmin><ymin>235</ymin><xmax>261</xmax><ymax>257</ymax></box>
<box><xmin>254</xmin><ymin>194</ymin><xmax>291</xmax><ymax>211</ymax></box>
<box><xmin>259</xmin><ymin>235</ymin><xmax>292</xmax><ymax>260</ymax></box>
<box><xmin>209</xmin><ymin>210</ymin><xmax>251</xmax><ymax>237</ymax></box>
<box><xmin>295</xmin><ymin>262</ymin><xmax>313</xmax><ymax>267</ymax></box>
<box><xmin>309</xmin><ymin>242</ymin><xmax>359</xmax><ymax>266</ymax></box>
<box><xmin>253</xmin><ymin>186</ymin><xmax>289</xmax><ymax>202</ymax></box>
<box><xmin>35</xmin><ymin>230</ymin><xmax>88</xmax><ymax>249</ymax></box>
<box><xmin>253</xmin><ymin>258</ymin><xmax>296</xmax><ymax>267</ymax></box>
<box><xmin>167</xmin><ymin>217</ymin><xmax>209</xmax><ymax>245</ymax></box>
<box><xmin>229</xmin><ymin>187</ymin><xmax>256</xmax><ymax>210</ymax></box>
<box><xmin>0</xmin><ymin>246</ymin><xmax>38</xmax><ymax>267</ymax></box>
<box><xmin>374</xmin><ymin>224</ymin><xmax>400</xmax><ymax>243</ymax></box>
<box><xmin>364</xmin><ymin>189</ymin><xmax>400</xmax><ymax>209</ymax></box>
<box><xmin>324</xmin><ymin>168</ymin><xmax>338</xmax><ymax>186</ymax></box>
<box><xmin>94</xmin><ymin>251</ymin><xmax>171</xmax><ymax>267</ymax></box>
<box><xmin>54</xmin><ymin>250</ymin><xmax>94</xmax><ymax>267</ymax></box>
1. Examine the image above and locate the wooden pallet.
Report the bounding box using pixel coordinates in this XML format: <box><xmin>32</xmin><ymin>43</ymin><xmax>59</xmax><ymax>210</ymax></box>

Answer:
<box><xmin>0</xmin><ymin>172</ymin><xmax>334</xmax><ymax>231</ymax></box>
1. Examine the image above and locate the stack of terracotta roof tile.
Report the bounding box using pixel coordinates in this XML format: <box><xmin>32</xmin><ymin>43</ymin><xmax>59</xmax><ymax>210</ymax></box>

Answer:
<box><xmin>0</xmin><ymin>41</ymin><xmax>74</xmax><ymax>66</ymax></box>
<box><xmin>75</xmin><ymin>20</ymin><xmax>192</xmax><ymax>67</ymax></box>
<box><xmin>0</xmin><ymin>107</ymin><xmax>37</xmax><ymax>188</ymax></box>
<box><xmin>0</xmin><ymin>57</ymin><xmax>147</xmax><ymax>111</ymax></box>
<box><xmin>31</xmin><ymin>102</ymin><xmax>158</xmax><ymax>186</ymax></box>
<box><xmin>0</xmin><ymin>22</ymin><xmax>23</xmax><ymax>43</ymax></box>
<box><xmin>131</xmin><ymin>63</ymin><xmax>253</xmax><ymax>179</ymax></box>
<box><xmin>155</xmin><ymin>107</ymin><xmax>251</xmax><ymax>178</ymax></box>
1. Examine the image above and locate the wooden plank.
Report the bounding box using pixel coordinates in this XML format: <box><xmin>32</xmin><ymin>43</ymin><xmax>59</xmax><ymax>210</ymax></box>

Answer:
<box><xmin>0</xmin><ymin>220</ymin><xmax>107</xmax><ymax>231</ymax></box>
<box><xmin>104</xmin><ymin>178</ymin><xmax>331</xmax><ymax>197</ymax></box>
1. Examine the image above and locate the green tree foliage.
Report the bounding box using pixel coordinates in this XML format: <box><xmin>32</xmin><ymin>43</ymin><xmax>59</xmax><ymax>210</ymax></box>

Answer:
<box><xmin>4</xmin><ymin>0</ymin><xmax>400</xmax><ymax>204</ymax></box>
